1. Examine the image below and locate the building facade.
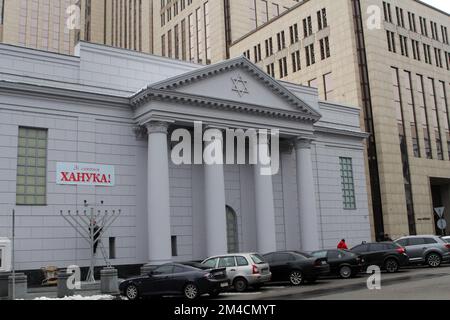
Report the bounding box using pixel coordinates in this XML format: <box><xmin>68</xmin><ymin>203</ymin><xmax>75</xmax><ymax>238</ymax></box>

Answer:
<box><xmin>0</xmin><ymin>42</ymin><xmax>370</xmax><ymax>275</ymax></box>
<box><xmin>230</xmin><ymin>0</ymin><xmax>450</xmax><ymax>239</ymax></box>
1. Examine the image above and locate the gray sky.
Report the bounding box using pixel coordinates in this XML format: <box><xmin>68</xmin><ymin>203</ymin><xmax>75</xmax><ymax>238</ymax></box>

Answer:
<box><xmin>421</xmin><ymin>0</ymin><xmax>450</xmax><ymax>13</ymax></box>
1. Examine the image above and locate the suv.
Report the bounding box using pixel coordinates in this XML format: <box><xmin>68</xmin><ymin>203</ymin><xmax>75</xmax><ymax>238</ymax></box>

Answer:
<box><xmin>202</xmin><ymin>253</ymin><xmax>271</xmax><ymax>292</ymax></box>
<box><xmin>394</xmin><ymin>235</ymin><xmax>450</xmax><ymax>267</ymax></box>
<box><xmin>350</xmin><ymin>242</ymin><xmax>409</xmax><ymax>273</ymax></box>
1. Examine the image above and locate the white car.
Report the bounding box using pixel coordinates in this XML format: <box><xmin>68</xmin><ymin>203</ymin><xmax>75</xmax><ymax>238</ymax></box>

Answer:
<box><xmin>202</xmin><ymin>253</ymin><xmax>272</xmax><ymax>292</ymax></box>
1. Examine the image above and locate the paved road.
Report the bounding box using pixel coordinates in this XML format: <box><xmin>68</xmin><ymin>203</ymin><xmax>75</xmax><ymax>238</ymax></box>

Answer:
<box><xmin>218</xmin><ymin>265</ymin><xmax>450</xmax><ymax>300</ymax></box>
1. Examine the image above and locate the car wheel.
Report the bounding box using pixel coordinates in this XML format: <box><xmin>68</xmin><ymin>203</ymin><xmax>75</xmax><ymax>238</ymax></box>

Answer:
<box><xmin>288</xmin><ymin>270</ymin><xmax>303</xmax><ymax>286</ymax></box>
<box><xmin>339</xmin><ymin>265</ymin><xmax>352</xmax><ymax>279</ymax></box>
<box><xmin>426</xmin><ymin>253</ymin><xmax>442</xmax><ymax>268</ymax></box>
<box><xmin>184</xmin><ymin>283</ymin><xmax>200</xmax><ymax>300</ymax></box>
<box><xmin>125</xmin><ymin>284</ymin><xmax>140</xmax><ymax>301</ymax></box>
<box><xmin>233</xmin><ymin>277</ymin><xmax>248</xmax><ymax>292</ymax></box>
<box><xmin>384</xmin><ymin>258</ymin><xmax>399</xmax><ymax>273</ymax></box>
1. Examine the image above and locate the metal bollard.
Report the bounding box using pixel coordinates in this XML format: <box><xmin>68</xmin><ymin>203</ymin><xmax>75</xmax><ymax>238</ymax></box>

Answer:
<box><xmin>57</xmin><ymin>271</ymin><xmax>75</xmax><ymax>298</ymax></box>
<box><xmin>100</xmin><ymin>267</ymin><xmax>119</xmax><ymax>295</ymax></box>
<box><xmin>8</xmin><ymin>273</ymin><xmax>27</xmax><ymax>300</ymax></box>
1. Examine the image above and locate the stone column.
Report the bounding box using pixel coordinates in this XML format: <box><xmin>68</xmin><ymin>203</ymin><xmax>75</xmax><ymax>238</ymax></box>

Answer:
<box><xmin>204</xmin><ymin>128</ymin><xmax>228</xmax><ymax>256</ymax></box>
<box><xmin>253</xmin><ymin>142</ymin><xmax>277</xmax><ymax>254</ymax></box>
<box><xmin>295</xmin><ymin>138</ymin><xmax>320</xmax><ymax>251</ymax></box>
<box><xmin>146</xmin><ymin>121</ymin><xmax>172</xmax><ymax>265</ymax></box>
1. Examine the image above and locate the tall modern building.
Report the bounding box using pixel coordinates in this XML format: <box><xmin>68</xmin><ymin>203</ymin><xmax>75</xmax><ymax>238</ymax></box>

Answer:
<box><xmin>153</xmin><ymin>0</ymin><xmax>299</xmax><ymax>64</ymax></box>
<box><xmin>230</xmin><ymin>0</ymin><xmax>450</xmax><ymax>239</ymax></box>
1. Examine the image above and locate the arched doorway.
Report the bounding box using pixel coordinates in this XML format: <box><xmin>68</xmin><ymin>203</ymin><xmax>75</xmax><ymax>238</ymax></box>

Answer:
<box><xmin>226</xmin><ymin>206</ymin><xmax>239</xmax><ymax>253</ymax></box>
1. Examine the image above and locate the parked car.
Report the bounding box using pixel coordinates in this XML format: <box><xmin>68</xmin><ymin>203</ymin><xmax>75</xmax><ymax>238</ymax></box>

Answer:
<box><xmin>119</xmin><ymin>262</ymin><xmax>229</xmax><ymax>300</ymax></box>
<box><xmin>350</xmin><ymin>242</ymin><xmax>409</xmax><ymax>273</ymax></box>
<box><xmin>201</xmin><ymin>253</ymin><xmax>271</xmax><ymax>292</ymax></box>
<box><xmin>442</xmin><ymin>236</ymin><xmax>450</xmax><ymax>244</ymax></box>
<box><xmin>262</xmin><ymin>251</ymin><xmax>330</xmax><ymax>286</ymax></box>
<box><xmin>311</xmin><ymin>249</ymin><xmax>364</xmax><ymax>279</ymax></box>
<box><xmin>394</xmin><ymin>235</ymin><xmax>450</xmax><ymax>267</ymax></box>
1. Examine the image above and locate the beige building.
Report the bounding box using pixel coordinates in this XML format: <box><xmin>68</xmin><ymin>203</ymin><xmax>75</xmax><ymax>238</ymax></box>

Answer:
<box><xmin>0</xmin><ymin>0</ymin><xmax>153</xmax><ymax>55</ymax></box>
<box><xmin>153</xmin><ymin>0</ymin><xmax>299</xmax><ymax>64</ymax></box>
<box><xmin>230</xmin><ymin>0</ymin><xmax>450</xmax><ymax>240</ymax></box>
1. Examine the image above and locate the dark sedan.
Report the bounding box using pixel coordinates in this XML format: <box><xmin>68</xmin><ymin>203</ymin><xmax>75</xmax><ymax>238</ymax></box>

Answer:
<box><xmin>263</xmin><ymin>251</ymin><xmax>330</xmax><ymax>286</ymax></box>
<box><xmin>311</xmin><ymin>249</ymin><xmax>364</xmax><ymax>279</ymax></box>
<box><xmin>119</xmin><ymin>263</ymin><xmax>229</xmax><ymax>300</ymax></box>
<box><xmin>350</xmin><ymin>242</ymin><xmax>409</xmax><ymax>273</ymax></box>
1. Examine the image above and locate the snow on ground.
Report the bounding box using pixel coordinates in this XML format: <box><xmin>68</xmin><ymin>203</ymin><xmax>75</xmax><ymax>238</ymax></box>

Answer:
<box><xmin>34</xmin><ymin>295</ymin><xmax>115</xmax><ymax>300</ymax></box>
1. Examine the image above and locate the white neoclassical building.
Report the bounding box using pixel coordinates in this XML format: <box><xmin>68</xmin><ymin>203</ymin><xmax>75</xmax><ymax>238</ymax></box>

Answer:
<box><xmin>0</xmin><ymin>42</ymin><xmax>371</xmax><ymax>277</ymax></box>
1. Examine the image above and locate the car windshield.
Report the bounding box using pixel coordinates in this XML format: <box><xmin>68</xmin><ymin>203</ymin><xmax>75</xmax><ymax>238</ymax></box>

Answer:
<box><xmin>296</xmin><ymin>251</ymin><xmax>313</xmax><ymax>258</ymax></box>
<box><xmin>250</xmin><ymin>254</ymin><xmax>266</xmax><ymax>264</ymax></box>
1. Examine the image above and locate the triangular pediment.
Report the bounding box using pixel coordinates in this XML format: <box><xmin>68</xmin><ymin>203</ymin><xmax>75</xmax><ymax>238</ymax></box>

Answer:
<box><xmin>133</xmin><ymin>57</ymin><xmax>321</xmax><ymax>120</ymax></box>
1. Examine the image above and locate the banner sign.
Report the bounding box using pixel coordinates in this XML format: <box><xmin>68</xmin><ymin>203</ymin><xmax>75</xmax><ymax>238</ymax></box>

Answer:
<box><xmin>57</xmin><ymin>162</ymin><xmax>115</xmax><ymax>186</ymax></box>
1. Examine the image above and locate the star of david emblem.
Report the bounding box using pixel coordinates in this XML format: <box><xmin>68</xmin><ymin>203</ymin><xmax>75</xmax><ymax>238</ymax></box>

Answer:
<box><xmin>231</xmin><ymin>74</ymin><xmax>249</xmax><ymax>97</ymax></box>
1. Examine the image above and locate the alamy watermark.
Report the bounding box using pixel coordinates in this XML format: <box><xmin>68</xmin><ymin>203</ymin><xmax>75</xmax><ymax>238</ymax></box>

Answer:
<box><xmin>170</xmin><ymin>121</ymin><xmax>280</xmax><ymax>176</ymax></box>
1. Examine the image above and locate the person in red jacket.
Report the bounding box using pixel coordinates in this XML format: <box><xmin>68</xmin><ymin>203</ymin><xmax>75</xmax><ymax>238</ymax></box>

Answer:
<box><xmin>337</xmin><ymin>239</ymin><xmax>348</xmax><ymax>250</ymax></box>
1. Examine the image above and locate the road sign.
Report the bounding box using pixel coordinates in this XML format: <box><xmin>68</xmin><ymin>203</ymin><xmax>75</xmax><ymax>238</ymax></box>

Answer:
<box><xmin>434</xmin><ymin>207</ymin><xmax>445</xmax><ymax>218</ymax></box>
<box><xmin>437</xmin><ymin>219</ymin><xmax>447</xmax><ymax>230</ymax></box>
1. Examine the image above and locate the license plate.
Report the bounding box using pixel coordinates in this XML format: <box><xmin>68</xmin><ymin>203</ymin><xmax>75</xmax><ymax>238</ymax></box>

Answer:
<box><xmin>220</xmin><ymin>282</ymin><xmax>229</xmax><ymax>288</ymax></box>
<box><xmin>214</xmin><ymin>272</ymin><xmax>224</xmax><ymax>276</ymax></box>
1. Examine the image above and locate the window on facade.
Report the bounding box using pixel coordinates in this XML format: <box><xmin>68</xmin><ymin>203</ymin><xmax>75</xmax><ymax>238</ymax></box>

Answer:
<box><xmin>446</xmin><ymin>52</ymin><xmax>450</xmax><ymax>70</ymax></box>
<box><xmin>383</xmin><ymin>2</ymin><xmax>392</xmax><ymax>23</ymax></box>
<box><xmin>317</xmin><ymin>8</ymin><xmax>327</xmax><ymax>30</ymax></box>
<box><xmin>174</xmin><ymin>25</ymin><xmax>179</xmax><ymax>59</ymax></box>
<box><xmin>289</xmin><ymin>24</ymin><xmax>299</xmax><ymax>44</ymax></box>
<box><xmin>291</xmin><ymin>50</ymin><xmax>301</xmax><ymax>73</ymax></box>
<box><xmin>266</xmin><ymin>63</ymin><xmax>275</xmax><ymax>77</ymax></box>
<box><xmin>320</xmin><ymin>37</ymin><xmax>330</xmax><ymax>60</ymax></box>
<box><xmin>109</xmin><ymin>237</ymin><xmax>116</xmax><ymax>259</ymax></box>
<box><xmin>339</xmin><ymin>157</ymin><xmax>356</xmax><ymax>210</ymax></box>
<box><xmin>386</xmin><ymin>31</ymin><xmax>396</xmax><ymax>53</ymax></box>
<box><xmin>188</xmin><ymin>14</ymin><xmax>195</xmax><ymax>62</ymax></box>
<box><xmin>276</xmin><ymin>31</ymin><xmax>286</xmax><ymax>51</ymax></box>
<box><xmin>399</xmin><ymin>35</ymin><xmax>408</xmax><ymax>57</ymax></box>
<box><xmin>438</xmin><ymin>81</ymin><xmax>450</xmax><ymax>160</ymax></box>
<box><xmin>161</xmin><ymin>34</ymin><xmax>166</xmax><ymax>56</ymax></box>
<box><xmin>181</xmin><ymin>19</ymin><xmax>187</xmax><ymax>60</ymax></box>
<box><xmin>404</xmin><ymin>71</ymin><xmax>420</xmax><ymax>157</ymax></box>
<box><xmin>0</xmin><ymin>0</ymin><xmax>4</xmax><ymax>25</ymax></box>
<box><xmin>171</xmin><ymin>236</ymin><xmax>178</xmax><ymax>256</ymax></box>
<box><xmin>254</xmin><ymin>43</ymin><xmax>262</xmax><ymax>62</ymax></box>
<box><xmin>411</xmin><ymin>40</ymin><xmax>421</xmax><ymax>61</ymax></box>
<box><xmin>427</xmin><ymin>77</ymin><xmax>444</xmax><ymax>160</ymax></box>
<box><xmin>16</xmin><ymin>127</ymin><xmax>47</xmax><ymax>206</ymax></box>
<box><xmin>442</xmin><ymin>26</ymin><xmax>449</xmax><ymax>45</ymax></box>
<box><xmin>226</xmin><ymin>207</ymin><xmax>239</xmax><ymax>254</ymax></box>
<box><xmin>430</xmin><ymin>21</ymin><xmax>439</xmax><ymax>41</ymax></box>
<box><xmin>278</xmin><ymin>57</ymin><xmax>288</xmax><ymax>78</ymax></box>
<box><xmin>416</xmin><ymin>74</ymin><xmax>432</xmax><ymax>159</ymax></box>
<box><xmin>395</xmin><ymin>7</ymin><xmax>405</xmax><ymax>28</ymax></box>
<box><xmin>434</xmin><ymin>48</ymin><xmax>443</xmax><ymax>68</ymax></box>
<box><xmin>323</xmin><ymin>72</ymin><xmax>334</xmax><ymax>101</ymax></box>
<box><xmin>423</xmin><ymin>44</ymin><xmax>432</xmax><ymax>64</ymax></box>
<box><xmin>204</xmin><ymin>1</ymin><xmax>211</xmax><ymax>64</ymax></box>
<box><xmin>265</xmin><ymin>37</ymin><xmax>274</xmax><ymax>57</ymax></box>
<box><xmin>303</xmin><ymin>16</ymin><xmax>312</xmax><ymax>38</ymax></box>
<box><xmin>196</xmin><ymin>7</ymin><xmax>203</xmax><ymax>63</ymax></box>
<box><xmin>408</xmin><ymin>12</ymin><xmax>416</xmax><ymax>32</ymax></box>
<box><xmin>305</xmin><ymin>44</ymin><xmax>315</xmax><ymax>66</ymax></box>
<box><xmin>167</xmin><ymin>30</ymin><xmax>172</xmax><ymax>58</ymax></box>
<box><xmin>419</xmin><ymin>17</ymin><xmax>428</xmax><ymax>37</ymax></box>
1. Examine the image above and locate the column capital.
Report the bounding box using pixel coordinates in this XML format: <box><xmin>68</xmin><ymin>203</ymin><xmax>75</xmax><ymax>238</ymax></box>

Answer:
<box><xmin>295</xmin><ymin>137</ymin><xmax>315</xmax><ymax>150</ymax></box>
<box><xmin>145</xmin><ymin>121</ymin><xmax>170</xmax><ymax>135</ymax></box>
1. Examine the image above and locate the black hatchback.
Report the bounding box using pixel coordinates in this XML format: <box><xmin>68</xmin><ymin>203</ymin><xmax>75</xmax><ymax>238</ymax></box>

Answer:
<box><xmin>119</xmin><ymin>263</ymin><xmax>229</xmax><ymax>300</ymax></box>
<box><xmin>350</xmin><ymin>242</ymin><xmax>409</xmax><ymax>273</ymax></box>
<box><xmin>263</xmin><ymin>251</ymin><xmax>330</xmax><ymax>286</ymax></box>
<box><xmin>311</xmin><ymin>249</ymin><xmax>364</xmax><ymax>279</ymax></box>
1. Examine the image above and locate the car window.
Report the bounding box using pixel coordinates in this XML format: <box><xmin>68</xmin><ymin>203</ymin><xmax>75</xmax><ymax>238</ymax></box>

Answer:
<box><xmin>396</xmin><ymin>239</ymin><xmax>408</xmax><ymax>247</ymax></box>
<box><xmin>409</xmin><ymin>238</ymin><xmax>425</xmax><ymax>246</ymax></box>
<box><xmin>368</xmin><ymin>243</ymin><xmax>385</xmax><ymax>251</ymax></box>
<box><xmin>273</xmin><ymin>253</ymin><xmax>294</xmax><ymax>262</ymax></box>
<box><xmin>352</xmin><ymin>244</ymin><xmax>368</xmax><ymax>252</ymax></box>
<box><xmin>444</xmin><ymin>238</ymin><xmax>450</xmax><ymax>244</ymax></box>
<box><xmin>423</xmin><ymin>237</ymin><xmax>437</xmax><ymax>244</ymax></box>
<box><xmin>203</xmin><ymin>258</ymin><xmax>218</xmax><ymax>268</ymax></box>
<box><xmin>263</xmin><ymin>253</ymin><xmax>273</xmax><ymax>263</ymax></box>
<box><xmin>250</xmin><ymin>254</ymin><xmax>266</xmax><ymax>264</ymax></box>
<box><xmin>153</xmin><ymin>265</ymin><xmax>174</xmax><ymax>275</ymax></box>
<box><xmin>311</xmin><ymin>251</ymin><xmax>327</xmax><ymax>258</ymax></box>
<box><xmin>173</xmin><ymin>266</ymin><xmax>188</xmax><ymax>273</ymax></box>
<box><xmin>328</xmin><ymin>250</ymin><xmax>344</xmax><ymax>259</ymax></box>
<box><xmin>291</xmin><ymin>253</ymin><xmax>308</xmax><ymax>260</ymax></box>
<box><xmin>218</xmin><ymin>257</ymin><xmax>236</xmax><ymax>268</ymax></box>
<box><xmin>236</xmin><ymin>256</ymin><xmax>249</xmax><ymax>266</ymax></box>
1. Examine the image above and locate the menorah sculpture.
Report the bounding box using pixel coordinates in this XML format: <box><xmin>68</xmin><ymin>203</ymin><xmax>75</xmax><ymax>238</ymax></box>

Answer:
<box><xmin>60</xmin><ymin>201</ymin><xmax>121</xmax><ymax>283</ymax></box>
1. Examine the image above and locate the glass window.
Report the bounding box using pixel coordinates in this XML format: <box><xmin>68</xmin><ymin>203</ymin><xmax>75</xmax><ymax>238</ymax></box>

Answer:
<box><xmin>273</xmin><ymin>253</ymin><xmax>293</xmax><ymax>262</ymax></box>
<box><xmin>16</xmin><ymin>127</ymin><xmax>47</xmax><ymax>205</ymax></box>
<box><xmin>236</xmin><ymin>256</ymin><xmax>249</xmax><ymax>266</ymax></box>
<box><xmin>263</xmin><ymin>253</ymin><xmax>273</xmax><ymax>263</ymax></box>
<box><xmin>423</xmin><ymin>237</ymin><xmax>437</xmax><ymax>244</ymax></box>
<box><xmin>226</xmin><ymin>206</ymin><xmax>239</xmax><ymax>253</ymax></box>
<box><xmin>409</xmin><ymin>238</ymin><xmax>425</xmax><ymax>245</ymax></box>
<box><xmin>203</xmin><ymin>258</ymin><xmax>218</xmax><ymax>268</ymax></box>
<box><xmin>369</xmin><ymin>243</ymin><xmax>385</xmax><ymax>251</ymax></box>
<box><xmin>352</xmin><ymin>244</ymin><xmax>368</xmax><ymax>253</ymax></box>
<box><xmin>339</xmin><ymin>157</ymin><xmax>356</xmax><ymax>209</ymax></box>
<box><xmin>173</xmin><ymin>266</ymin><xmax>188</xmax><ymax>273</ymax></box>
<box><xmin>154</xmin><ymin>265</ymin><xmax>174</xmax><ymax>275</ymax></box>
<box><xmin>328</xmin><ymin>250</ymin><xmax>344</xmax><ymax>259</ymax></box>
<box><xmin>250</xmin><ymin>254</ymin><xmax>265</xmax><ymax>264</ymax></box>
<box><xmin>311</xmin><ymin>251</ymin><xmax>327</xmax><ymax>258</ymax></box>
<box><xmin>396</xmin><ymin>239</ymin><xmax>408</xmax><ymax>247</ymax></box>
<box><xmin>218</xmin><ymin>257</ymin><xmax>236</xmax><ymax>268</ymax></box>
